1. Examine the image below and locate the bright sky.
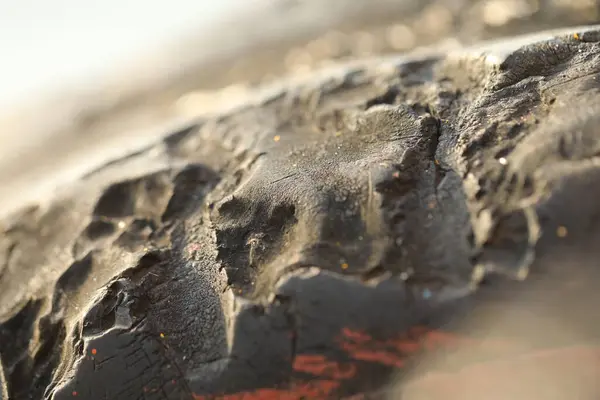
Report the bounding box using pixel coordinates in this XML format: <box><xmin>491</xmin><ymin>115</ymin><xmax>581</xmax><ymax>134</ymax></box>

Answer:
<box><xmin>0</xmin><ymin>0</ymin><xmax>236</xmax><ymax>108</ymax></box>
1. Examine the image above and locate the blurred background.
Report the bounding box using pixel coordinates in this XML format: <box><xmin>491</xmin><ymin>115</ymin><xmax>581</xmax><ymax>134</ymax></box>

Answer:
<box><xmin>0</xmin><ymin>0</ymin><xmax>599</xmax><ymax>216</ymax></box>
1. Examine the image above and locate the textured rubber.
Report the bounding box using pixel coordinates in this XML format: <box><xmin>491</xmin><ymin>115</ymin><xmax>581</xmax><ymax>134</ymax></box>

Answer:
<box><xmin>2</xmin><ymin>22</ymin><xmax>600</xmax><ymax>400</ymax></box>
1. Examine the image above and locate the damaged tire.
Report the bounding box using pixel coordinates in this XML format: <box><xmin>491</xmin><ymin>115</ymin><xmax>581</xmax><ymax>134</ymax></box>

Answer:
<box><xmin>3</xmin><ymin>26</ymin><xmax>600</xmax><ymax>399</ymax></box>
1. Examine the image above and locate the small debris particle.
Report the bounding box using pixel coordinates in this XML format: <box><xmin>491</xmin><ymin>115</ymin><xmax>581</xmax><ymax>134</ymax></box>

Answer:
<box><xmin>341</xmin><ymin>262</ymin><xmax>349</xmax><ymax>270</ymax></box>
<box><xmin>574</xmin><ymin>33</ymin><xmax>580</xmax><ymax>40</ymax></box>
<box><xmin>392</xmin><ymin>171</ymin><xmax>400</xmax><ymax>178</ymax></box>
<box><xmin>72</xmin><ymin>392</ymin><xmax>78</xmax><ymax>397</ymax></box>
<box><xmin>117</xmin><ymin>220</ymin><xmax>126</xmax><ymax>229</ymax></box>
<box><xmin>91</xmin><ymin>348</ymin><xmax>97</xmax><ymax>355</ymax></box>
<box><xmin>273</xmin><ymin>135</ymin><xmax>281</xmax><ymax>142</ymax></box>
<box><xmin>423</xmin><ymin>289</ymin><xmax>433</xmax><ymax>299</ymax></box>
<box><xmin>335</xmin><ymin>131</ymin><xmax>342</xmax><ymax>137</ymax></box>
<box><xmin>556</xmin><ymin>226</ymin><xmax>568</xmax><ymax>238</ymax></box>
<box><xmin>498</xmin><ymin>157</ymin><xmax>507</xmax><ymax>165</ymax></box>
<box><xmin>160</xmin><ymin>333</ymin><xmax>166</xmax><ymax>339</ymax></box>
<box><xmin>428</xmin><ymin>201</ymin><xmax>436</xmax><ymax>209</ymax></box>
<box><xmin>434</xmin><ymin>159</ymin><xmax>440</xmax><ymax>165</ymax></box>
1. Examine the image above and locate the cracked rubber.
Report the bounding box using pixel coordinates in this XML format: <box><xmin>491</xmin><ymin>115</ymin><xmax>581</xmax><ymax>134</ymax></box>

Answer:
<box><xmin>3</xmin><ymin>25</ymin><xmax>600</xmax><ymax>400</ymax></box>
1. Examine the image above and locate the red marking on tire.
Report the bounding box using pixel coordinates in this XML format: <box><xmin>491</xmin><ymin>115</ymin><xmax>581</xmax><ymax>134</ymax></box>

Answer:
<box><xmin>340</xmin><ymin>327</ymin><xmax>371</xmax><ymax>343</ymax></box>
<box><xmin>193</xmin><ymin>380</ymin><xmax>339</xmax><ymax>400</ymax></box>
<box><xmin>337</xmin><ymin>326</ymin><xmax>525</xmax><ymax>369</ymax></box>
<box><xmin>340</xmin><ymin>345</ymin><xmax>405</xmax><ymax>368</ymax></box>
<box><xmin>293</xmin><ymin>354</ymin><xmax>357</xmax><ymax>379</ymax></box>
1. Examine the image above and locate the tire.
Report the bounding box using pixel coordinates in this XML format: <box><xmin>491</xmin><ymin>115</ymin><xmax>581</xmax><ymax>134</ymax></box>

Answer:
<box><xmin>2</xmin><ymin>22</ymin><xmax>600</xmax><ymax>400</ymax></box>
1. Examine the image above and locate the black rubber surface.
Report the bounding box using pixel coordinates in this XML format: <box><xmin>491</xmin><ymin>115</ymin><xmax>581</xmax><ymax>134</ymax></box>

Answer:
<box><xmin>2</xmin><ymin>7</ymin><xmax>600</xmax><ymax>400</ymax></box>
